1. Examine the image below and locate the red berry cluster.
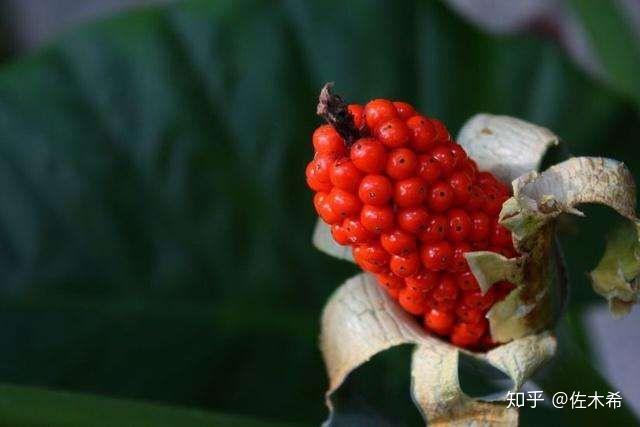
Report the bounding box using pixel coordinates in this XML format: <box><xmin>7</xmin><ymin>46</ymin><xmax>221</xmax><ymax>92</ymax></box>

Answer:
<box><xmin>307</xmin><ymin>97</ymin><xmax>517</xmax><ymax>350</ymax></box>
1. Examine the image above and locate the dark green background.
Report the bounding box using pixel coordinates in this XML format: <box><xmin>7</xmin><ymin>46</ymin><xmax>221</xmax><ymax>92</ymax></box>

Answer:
<box><xmin>0</xmin><ymin>0</ymin><xmax>638</xmax><ymax>425</ymax></box>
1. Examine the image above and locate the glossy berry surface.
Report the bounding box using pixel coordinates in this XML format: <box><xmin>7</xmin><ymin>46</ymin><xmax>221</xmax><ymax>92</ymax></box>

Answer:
<box><xmin>308</xmin><ymin>97</ymin><xmax>516</xmax><ymax>350</ymax></box>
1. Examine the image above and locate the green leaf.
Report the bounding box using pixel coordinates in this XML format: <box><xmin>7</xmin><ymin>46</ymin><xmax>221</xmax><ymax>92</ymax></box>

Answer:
<box><xmin>568</xmin><ymin>0</ymin><xmax>640</xmax><ymax>105</ymax></box>
<box><xmin>0</xmin><ymin>383</ymin><xmax>303</xmax><ymax>427</ymax></box>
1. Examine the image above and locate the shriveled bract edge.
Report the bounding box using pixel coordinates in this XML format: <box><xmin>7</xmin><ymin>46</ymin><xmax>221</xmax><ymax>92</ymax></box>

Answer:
<box><xmin>499</xmin><ymin>156</ymin><xmax>639</xmax><ymax>318</ymax></box>
<box><xmin>321</xmin><ymin>273</ymin><xmax>556</xmax><ymax>426</ymax></box>
<box><xmin>464</xmin><ymin>251</ymin><xmax>525</xmax><ymax>293</ymax></box>
<box><xmin>590</xmin><ymin>220</ymin><xmax>640</xmax><ymax>316</ymax></box>
<box><xmin>457</xmin><ymin>114</ymin><xmax>558</xmax><ymax>184</ymax></box>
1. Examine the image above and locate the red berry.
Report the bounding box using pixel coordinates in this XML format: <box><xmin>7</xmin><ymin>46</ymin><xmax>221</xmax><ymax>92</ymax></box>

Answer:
<box><xmin>376</xmin><ymin>272</ymin><xmax>404</xmax><ymax>290</ymax></box>
<box><xmin>350</xmin><ymin>138</ymin><xmax>387</xmax><ymax>173</ymax></box>
<box><xmin>477</xmin><ymin>172</ymin><xmax>498</xmax><ymax>188</ymax></box>
<box><xmin>430</xmin><ymin>119</ymin><xmax>450</xmax><ymax>143</ymax></box>
<box><xmin>489</xmin><ymin>245</ymin><xmax>506</xmax><ymax>257</ymax></box>
<box><xmin>483</xmin><ymin>184</ymin><xmax>507</xmax><ymax>215</ymax></box>
<box><xmin>481</xmin><ymin>287</ymin><xmax>500</xmax><ymax>310</ymax></box>
<box><xmin>432</xmin><ymin>299</ymin><xmax>457</xmax><ymax>313</ymax></box>
<box><xmin>469</xmin><ymin>211</ymin><xmax>491</xmax><ymax>242</ymax></box>
<box><xmin>342</xmin><ymin>218</ymin><xmax>373</xmax><ymax>244</ymax></box>
<box><xmin>406</xmin><ymin>271</ymin><xmax>439</xmax><ymax>293</ymax></box>
<box><xmin>394</xmin><ymin>177</ymin><xmax>427</xmax><ymax>208</ymax></box>
<box><xmin>424</xmin><ymin>308</ymin><xmax>455</xmax><ymax>335</ymax></box>
<box><xmin>380</xmin><ymin>229</ymin><xmax>417</xmax><ymax>256</ymax></box>
<box><xmin>328</xmin><ymin>188</ymin><xmax>362</xmax><ymax>219</ymax></box>
<box><xmin>495</xmin><ymin>181</ymin><xmax>511</xmax><ymax>197</ymax></box>
<box><xmin>417</xmin><ymin>154</ymin><xmax>442</xmax><ymax>183</ymax></box>
<box><xmin>360</xmin><ymin>204</ymin><xmax>394</xmax><ymax>233</ymax></box>
<box><xmin>461</xmin><ymin>290</ymin><xmax>484</xmax><ymax>309</ymax></box>
<box><xmin>364</xmin><ymin>99</ymin><xmax>398</xmax><ymax>130</ymax></box>
<box><xmin>314</xmin><ymin>192</ymin><xmax>341</xmax><ymax>224</ymax></box>
<box><xmin>460</xmin><ymin>161</ymin><xmax>477</xmax><ymax>181</ymax></box>
<box><xmin>447</xmin><ymin>209</ymin><xmax>471</xmax><ymax>242</ymax></box>
<box><xmin>386</xmin><ymin>287</ymin><xmax>401</xmax><ymax>299</ymax></box>
<box><xmin>421</xmin><ymin>241</ymin><xmax>453</xmax><ymax>271</ymax></box>
<box><xmin>456</xmin><ymin>305</ymin><xmax>484</xmax><ymax>323</ymax></box>
<box><xmin>448</xmin><ymin>171</ymin><xmax>472</xmax><ymax>205</ymax></box>
<box><xmin>498</xmin><ymin>246</ymin><xmax>518</xmax><ymax>259</ymax></box>
<box><xmin>393</xmin><ymin>101</ymin><xmax>416</xmax><ymax>119</ymax></box>
<box><xmin>348</xmin><ymin>104</ymin><xmax>365</xmax><ymax>130</ymax></box>
<box><xmin>358</xmin><ymin>260</ymin><xmax>387</xmax><ymax>274</ymax></box>
<box><xmin>386</xmin><ymin>148</ymin><xmax>417</xmax><ymax>180</ymax></box>
<box><xmin>376</xmin><ymin>118</ymin><xmax>410</xmax><ymax>148</ymax></box>
<box><xmin>491</xmin><ymin>223</ymin><xmax>513</xmax><ymax>247</ymax></box>
<box><xmin>466</xmin><ymin>185</ymin><xmax>486</xmax><ymax>211</ymax></box>
<box><xmin>353</xmin><ymin>242</ymin><xmax>389</xmax><ymax>273</ymax></box>
<box><xmin>312</xmin><ymin>124</ymin><xmax>346</xmax><ymax>156</ymax></box>
<box><xmin>390</xmin><ymin>252</ymin><xmax>420</xmax><ymax>277</ymax></box>
<box><xmin>330</xmin><ymin>224</ymin><xmax>349</xmax><ymax>245</ymax></box>
<box><xmin>450</xmin><ymin>242</ymin><xmax>472</xmax><ymax>272</ymax></box>
<box><xmin>406</xmin><ymin>115</ymin><xmax>437</xmax><ymax>152</ymax></box>
<box><xmin>430</xmin><ymin>144</ymin><xmax>457</xmax><ymax>176</ymax></box>
<box><xmin>397</xmin><ymin>207</ymin><xmax>430</xmax><ymax>234</ymax></box>
<box><xmin>451</xmin><ymin>320</ymin><xmax>486</xmax><ymax>347</ymax></box>
<box><xmin>428</xmin><ymin>181</ymin><xmax>454</xmax><ymax>212</ymax></box>
<box><xmin>481</xmin><ymin>334</ymin><xmax>496</xmax><ymax>350</ymax></box>
<box><xmin>419</xmin><ymin>214</ymin><xmax>448</xmax><ymax>242</ymax></box>
<box><xmin>330</xmin><ymin>157</ymin><xmax>363</xmax><ymax>192</ymax></box>
<box><xmin>312</xmin><ymin>154</ymin><xmax>334</xmax><ymax>182</ymax></box>
<box><xmin>471</xmin><ymin>240</ymin><xmax>489</xmax><ymax>251</ymax></box>
<box><xmin>494</xmin><ymin>281</ymin><xmax>516</xmax><ymax>300</ymax></box>
<box><xmin>305</xmin><ymin>160</ymin><xmax>332</xmax><ymax>192</ymax></box>
<box><xmin>456</xmin><ymin>270</ymin><xmax>480</xmax><ymax>292</ymax></box>
<box><xmin>449</xmin><ymin>143</ymin><xmax>468</xmax><ymax>165</ymax></box>
<box><xmin>358</xmin><ymin>175</ymin><xmax>393</xmax><ymax>205</ymax></box>
<box><xmin>398</xmin><ymin>288</ymin><xmax>428</xmax><ymax>315</ymax></box>
<box><xmin>433</xmin><ymin>274</ymin><xmax>458</xmax><ymax>301</ymax></box>
<box><xmin>467</xmin><ymin>159</ymin><xmax>479</xmax><ymax>175</ymax></box>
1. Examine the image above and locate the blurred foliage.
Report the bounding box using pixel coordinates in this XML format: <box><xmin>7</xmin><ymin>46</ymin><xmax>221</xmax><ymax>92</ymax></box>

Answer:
<box><xmin>0</xmin><ymin>0</ymin><xmax>637</xmax><ymax>425</ymax></box>
<box><xmin>568</xmin><ymin>0</ymin><xmax>640</xmax><ymax>106</ymax></box>
<box><xmin>0</xmin><ymin>383</ymin><xmax>304</xmax><ymax>427</ymax></box>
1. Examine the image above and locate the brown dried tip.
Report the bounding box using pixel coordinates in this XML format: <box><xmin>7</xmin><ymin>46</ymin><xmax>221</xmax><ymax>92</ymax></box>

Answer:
<box><xmin>316</xmin><ymin>82</ymin><xmax>361</xmax><ymax>147</ymax></box>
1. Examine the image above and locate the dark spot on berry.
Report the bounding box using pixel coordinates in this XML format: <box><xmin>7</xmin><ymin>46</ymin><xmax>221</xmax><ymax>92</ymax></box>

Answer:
<box><xmin>399</xmin><ymin>158</ymin><xmax>405</xmax><ymax>164</ymax></box>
